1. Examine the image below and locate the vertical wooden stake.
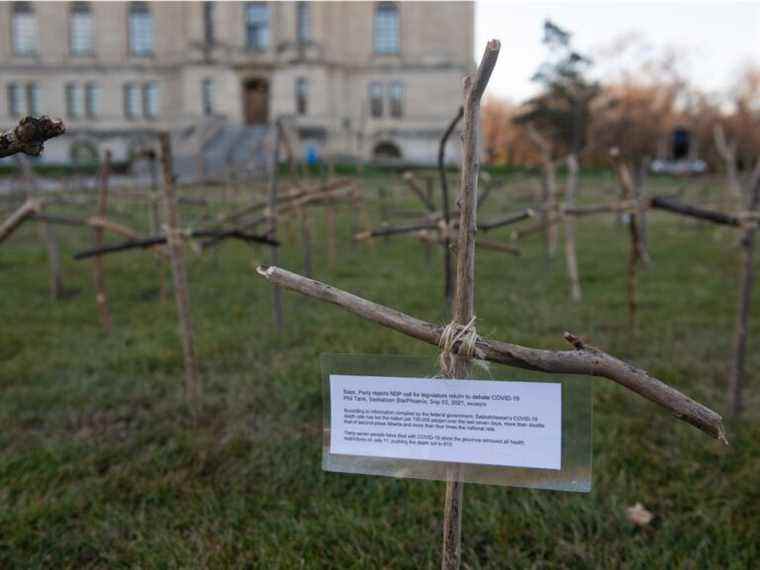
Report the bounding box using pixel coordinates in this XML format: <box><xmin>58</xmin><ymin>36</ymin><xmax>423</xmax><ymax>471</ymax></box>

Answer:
<box><xmin>350</xmin><ymin>186</ymin><xmax>359</xmax><ymax>252</ymax></box>
<box><xmin>564</xmin><ymin>155</ymin><xmax>582</xmax><ymax>302</ymax></box>
<box><xmin>147</xmin><ymin>151</ymin><xmax>167</xmax><ymax>302</ymax></box>
<box><xmin>92</xmin><ymin>150</ymin><xmax>113</xmax><ymax>333</ymax></box>
<box><xmin>379</xmin><ymin>186</ymin><xmax>390</xmax><ymax>243</ymax></box>
<box><xmin>358</xmin><ymin>192</ymin><xmax>375</xmax><ymax>251</ymax></box>
<box><xmin>441</xmin><ymin>39</ymin><xmax>500</xmax><ymax>570</ymax></box>
<box><xmin>17</xmin><ymin>155</ymin><xmax>64</xmax><ymax>299</ymax></box>
<box><xmin>326</xmin><ymin>204</ymin><xmax>337</xmax><ymax>271</ymax></box>
<box><xmin>634</xmin><ymin>157</ymin><xmax>652</xmax><ymax>266</ymax></box>
<box><xmin>611</xmin><ymin>151</ymin><xmax>644</xmax><ymax>334</ymax></box>
<box><xmin>423</xmin><ymin>177</ymin><xmax>435</xmax><ymax>267</ymax></box>
<box><xmin>148</xmin><ymin>153</ymin><xmax>161</xmax><ymax>235</ymax></box>
<box><xmin>41</xmin><ymin>220</ymin><xmax>64</xmax><ymax>300</ymax></box>
<box><xmin>729</xmin><ymin>172</ymin><xmax>760</xmax><ymax>417</ymax></box>
<box><xmin>300</xmin><ymin>205</ymin><xmax>313</xmax><ymax>278</ymax></box>
<box><xmin>159</xmin><ymin>133</ymin><xmax>202</xmax><ymax>409</ymax></box>
<box><xmin>269</xmin><ymin>121</ymin><xmax>285</xmax><ymax>332</ymax></box>
<box><xmin>325</xmin><ymin>157</ymin><xmax>337</xmax><ymax>271</ymax></box>
<box><xmin>438</xmin><ymin>107</ymin><xmax>464</xmax><ymax>306</ymax></box>
<box><xmin>527</xmin><ymin>127</ymin><xmax>558</xmax><ymax>261</ymax></box>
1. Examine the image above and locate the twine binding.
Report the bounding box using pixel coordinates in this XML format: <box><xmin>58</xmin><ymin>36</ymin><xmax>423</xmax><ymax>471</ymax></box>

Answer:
<box><xmin>438</xmin><ymin>316</ymin><xmax>485</xmax><ymax>376</ymax></box>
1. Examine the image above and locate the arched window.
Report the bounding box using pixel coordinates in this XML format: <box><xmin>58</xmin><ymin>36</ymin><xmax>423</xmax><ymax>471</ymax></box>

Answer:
<box><xmin>12</xmin><ymin>2</ymin><xmax>38</xmax><ymax>56</ymax></box>
<box><xmin>129</xmin><ymin>2</ymin><xmax>153</xmax><ymax>56</ymax></box>
<box><xmin>373</xmin><ymin>141</ymin><xmax>402</xmax><ymax>160</ymax></box>
<box><xmin>374</xmin><ymin>2</ymin><xmax>399</xmax><ymax>55</ymax></box>
<box><xmin>70</xmin><ymin>2</ymin><xmax>94</xmax><ymax>56</ymax></box>
<box><xmin>70</xmin><ymin>140</ymin><xmax>99</xmax><ymax>165</ymax></box>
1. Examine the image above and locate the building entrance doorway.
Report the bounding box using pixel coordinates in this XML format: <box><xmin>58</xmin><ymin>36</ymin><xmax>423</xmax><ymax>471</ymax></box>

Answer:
<box><xmin>242</xmin><ymin>78</ymin><xmax>269</xmax><ymax>125</ymax></box>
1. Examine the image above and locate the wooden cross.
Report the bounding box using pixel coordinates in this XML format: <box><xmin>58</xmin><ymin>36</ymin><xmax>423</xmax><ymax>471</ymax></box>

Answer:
<box><xmin>643</xmin><ymin>131</ymin><xmax>760</xmax><ymax>419</ymax></box>
<box><xmin>215</xmin><ymin>117</ymin><xmax>371</xmax><ymax>331</ymax></box>
<box><xmin>355</xmin><ymin>163</ymin><xmax>532</xmax><ymax>306</ymax></box>
<box><xmin>255</xmin><ymin>40</ymin><xmax>725</xmax><ymax>570</ymax></box>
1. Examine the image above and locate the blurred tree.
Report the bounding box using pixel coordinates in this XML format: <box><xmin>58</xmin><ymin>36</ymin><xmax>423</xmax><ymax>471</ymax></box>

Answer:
<box><xmin>513</xmin><ymin>20</ymin><xmax>601</xmax><ymax>157</ymax></box>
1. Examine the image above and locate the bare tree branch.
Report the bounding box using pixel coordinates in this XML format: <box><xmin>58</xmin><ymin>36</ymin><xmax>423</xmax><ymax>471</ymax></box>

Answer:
<box><xmin>403</xmin><ymin>172</ymin><xmax>437</xmax><ymax>212</ymax></box>
<box><xmin>439</xmin><ymin>106</ymin><xmax>464</xmax><ymax>303</ymax></box>
<box><xmin>649</xmin><ymin>197</ymin><xmax>741</xmax><ymax>227</ymax></box>
<box><xmin>73</xmin><ymin>229</ymin><xmax>277</xmax><ymax>260</ymax></box>
<box><xmin>255</xmin><ymin>264</ymin><xmax>727</xmax><ymax>444</ymax></box>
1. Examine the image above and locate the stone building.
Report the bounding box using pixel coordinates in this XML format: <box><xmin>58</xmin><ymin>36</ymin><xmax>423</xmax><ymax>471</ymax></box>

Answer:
<box><xmin>0</xmin><ymin>1</ymin><xmax>473</xmax><ymax>168</ymax></box>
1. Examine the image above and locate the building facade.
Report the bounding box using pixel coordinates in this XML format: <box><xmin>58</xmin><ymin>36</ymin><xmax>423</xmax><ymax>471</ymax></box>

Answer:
<box><xmin>0</xmin><ymin>1</ymin><xmax>474</xmax><ymax>166</ymax></box>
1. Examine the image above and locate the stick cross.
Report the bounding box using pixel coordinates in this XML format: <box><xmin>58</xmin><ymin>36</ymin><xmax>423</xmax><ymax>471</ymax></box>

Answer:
<box><xmin>255</xmin><ymin>40</ymin><xmax>725</xmax><ymax>570</ymax></box>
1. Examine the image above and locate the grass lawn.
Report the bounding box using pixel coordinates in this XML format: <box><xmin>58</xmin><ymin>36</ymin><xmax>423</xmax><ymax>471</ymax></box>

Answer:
<box><xmin>1</xmin><ymin>170</ymin><xmax>758</xmax><ymax>568</ymax></box>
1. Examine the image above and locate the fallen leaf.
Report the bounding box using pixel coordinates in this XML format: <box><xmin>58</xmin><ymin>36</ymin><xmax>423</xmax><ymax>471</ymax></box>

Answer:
<box><xmin>626</xmin><ymin>502</ymin><xmax>654</xmax><ymax>527</ymax></box>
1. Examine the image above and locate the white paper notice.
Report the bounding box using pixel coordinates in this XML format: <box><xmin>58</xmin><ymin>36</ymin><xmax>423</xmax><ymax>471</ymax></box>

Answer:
<box><xmin>329</xmin><ymin>375</ymin><xmax>562</xmax><ymax>470</ymax></box>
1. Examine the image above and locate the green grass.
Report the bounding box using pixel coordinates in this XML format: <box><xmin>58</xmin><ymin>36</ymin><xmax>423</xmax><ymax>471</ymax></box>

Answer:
<box><xmin>1</xmin><ymin>172</ymin><xmax>758</xmax><ymax>568</ymax></box>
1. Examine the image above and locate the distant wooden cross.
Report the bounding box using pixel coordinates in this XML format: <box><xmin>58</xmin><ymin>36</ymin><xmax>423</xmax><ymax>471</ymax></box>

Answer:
<box><xmin>355</xmin><ymin>150</ymin><xmax>533</xmax><ymax>305</ymax></box>
<box><xmin>256</xmin><ymin>41</ymin><xmax>725</xmax><ymax>570</ymax></box>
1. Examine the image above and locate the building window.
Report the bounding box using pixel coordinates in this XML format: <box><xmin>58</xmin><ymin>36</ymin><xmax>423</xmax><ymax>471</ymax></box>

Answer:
<box><xmin>124</xmin><ymin>83</ymin><xmax>140</xmax><ymax>119</ymax></box>
<box><xmin>295</xmin><ymin>77</ymin><xmax>308</xmax><ymax>115</ymax></box>
<box><xmin>369</xmin><ymin>82</ymin><xmax>384</xmax><ymax>118</ymax></box>
<box><xmin>129</xmin><ymin>2</ymin><xmax>153</xmax><ymax>56</ymax></box>
<box><xmin>203</xmin><ymin>1</ymin><xmax>215</xmax><ymax>46</ymax></box>
<box><xmin>26</xmin><ymin>83</ymin><xmax>40</xmax><ymax>116</ymax></box>
<box><xmin>296</xmin><ymin>1</ymin><xmax>311</xmax><ymax>45</ymax></box>
<box><xmin>66</xmin><ymin>83</ymin><xmax>84</xmax><ymax>118</ymax></box>
<box><xmin>12</xmin><ymin>2</ymin><xmax>38</xmax><ymax>56</ymax></box>
<box><xmin>143</xmin><ymin>82</ymin><xmax>159</xmax><ymax>119</ymax></box>
<box><xmin>245</xmin><ymin>3</ymin><xmax>270</xmax><ymax>50</ymax></box>
<box><xmin>201</xmin><ymin>79</ymin><xmax>214</xmax><ymax>116</ymax></box>
<box><xmin>70</xmin><ymin>2</ymin><xmax>94</xmax><ymax>56</ymax></box>
<box><xmin>7</xmin><ymin>84</ymin><xmax>24</xmax><ymax>117</ymax></box>
<box><xmin>85</xmin><ymin>83</ymin><xmax>100</xmax><ymax>118</ymax></box>
<box><xmin>374</xmin><ymin>2</ymin><xmax>399</xmax><ymax>55</ymax></box>
<box><xmin>389</xmin><ymin>81</ymin><xmax>404</xmax><ymax>118</ymax></box>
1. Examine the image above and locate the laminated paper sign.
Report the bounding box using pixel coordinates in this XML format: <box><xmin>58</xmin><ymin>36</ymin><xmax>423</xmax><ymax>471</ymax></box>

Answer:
<box><xmin>329</xmin><ymin>375</ymin><xmax>562</xmax><ymax>470</ymax></box>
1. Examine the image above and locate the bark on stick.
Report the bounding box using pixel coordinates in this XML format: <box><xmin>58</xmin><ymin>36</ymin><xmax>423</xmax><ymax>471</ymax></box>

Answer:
<box><xmin>443</xmin><ymin>39</ymin><xmax>500</xmax><ymax>570</ymax></box>
<box><xmin>564</xmin><ymin>155</ymin><xmax>582</xmax><ymax>302</ymax></box>
<box><xmin>728</xmin><ymin>166</ymin><xmax>760</xmax><ymax>417</ymax></box>
<box><xmin>438</xmin><ymin>106</ymin><xmax>463</xmax><ymax>304</ymax></box>
<box><xmin>159</xmin><ymin>132</ymin><xmax>201</xmax><ymax>410</ymax></box>
<box><xmin>269</xmin><ymin>121</ymin><xmax>285</xmax><ymax>332</ymax></box>
<box><xmin>256</xmin><ymin>264</ymin><xmax>727</xmax><ymax>444</ymax></box>
<box><xmin>92</xmin><ymin>151</ymin><xmax>113</xmax><ymax>333</ymax></box>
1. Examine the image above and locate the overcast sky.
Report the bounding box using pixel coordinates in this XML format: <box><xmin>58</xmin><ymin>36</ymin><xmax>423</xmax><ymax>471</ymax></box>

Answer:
<box><xmin>475</xmin><ymin>0</ymin><xmax>760</xmax><ymax>102</ymax></box>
